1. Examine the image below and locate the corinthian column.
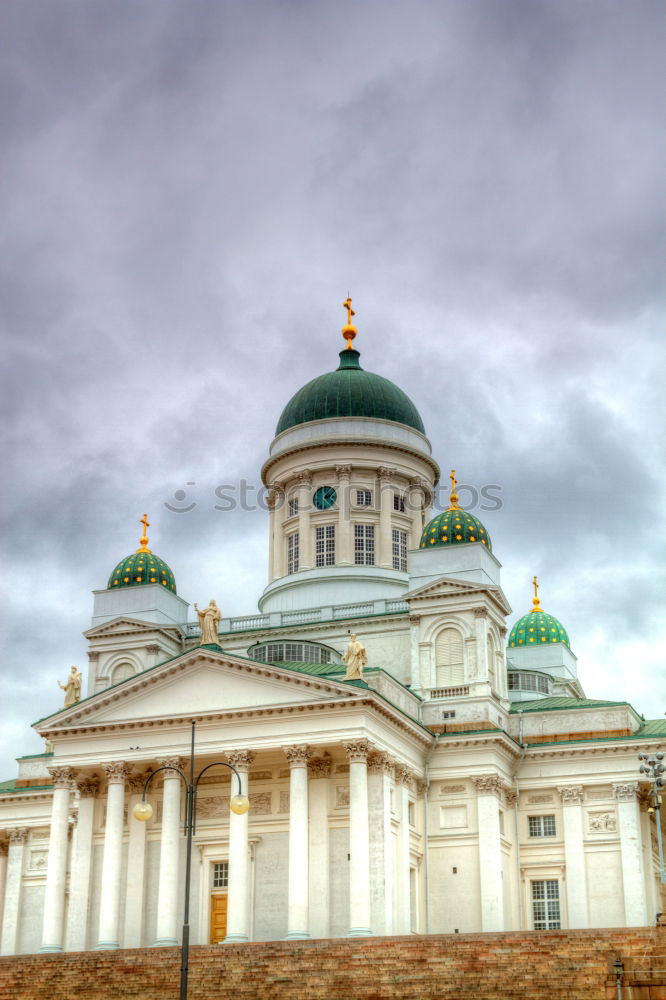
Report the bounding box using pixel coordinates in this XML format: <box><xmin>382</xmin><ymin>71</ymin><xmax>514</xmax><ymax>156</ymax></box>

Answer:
<box><xmin>308</xmin><ymin>756</ymin><xmax>332</xmax><ymax>939</ymax></box>
<box><xmin>395</xmin><ymin>766</ymin><xmax>414</xmax><ymax>935</ymax></box>
<box><xmin>40</xmin><ymin>767</ymin><xmax>75</xmax><ymax>952</ymax></box>
<box><xmin>0</xmin><ymin>829</ymin><xmax>28</xmax><ymax>956</ymax></box>
<box><xmin>297</xmin><ymin>471</ymin><xmax>313</xmax><ymax>570</ymax></box>
<box><xmin>614</xmin><ymin>782</ymin><xmax>648</xmax><ymax>925</ymax></box>
<box><xmin>284</xmin><ymin>745</ymin><xmax>311</xmax><ymax>938</ymax></box>
<box><xmin>474</xmin><ymin>775</ymin><xmax>504</xmax><ymax>931</ymax></box>
<box><xmin>224</xmin><ymin>750</ymin><xmax>255</xmax><ymax>943</ymax></box>
<box><xmin>95</xmin><ymin>762</ymin><xmax>130</xmax><ymax>950</ymax></box>
<box><xmin>336</xmin><ymin>466</ymin><xmax>353</xmax><ymax>566</ymax></box>
<box><xmin>377</xmin><ymin>468</ymin><xmax>394</xmax><ymax>569</ymax></box>
<box><xmin>344</xmin><ymin>739</ymin><xmax>373</xmax><ymax>937</ymax></box>
<box><xmin>558</xmin><ymin>785</ymin><xmax>588</xmax><ymax>928</ymax></box>
<box><xmin>154</xmin><ymin>758</ymin><xmax>184</xmax><ymax>946</ymax></box>
<box><xmin>367</xmin><ymin>753</ymin><xmax>395</xmax><ymax>935</ymax></box>
<box><xmin>67</xmin><ymin>777</ymin><xmax>99</xmax><ymax>952</ymax></box>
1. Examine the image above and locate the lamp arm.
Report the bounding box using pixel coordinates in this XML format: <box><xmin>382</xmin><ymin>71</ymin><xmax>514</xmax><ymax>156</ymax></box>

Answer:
<box><xmin>194</xmin><ymin>760</ymin><xmax>244</xmax><ymax>798</ymax></box>
<box><xmin>139</xmin><ymin>764</ymin><xmax>188</xmax><ymax>801</ymax></box>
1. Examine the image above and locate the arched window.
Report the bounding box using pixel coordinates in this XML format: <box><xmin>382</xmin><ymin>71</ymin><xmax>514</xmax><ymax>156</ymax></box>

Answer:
<box><xmin>435</xmin><ymin>628</ymin><xmax>464</xmax><ymax>687</ymax></box>
<box><xmin>112</xmin><ymin>662</ymin><xmax>136</xmax><ymax>685</ymax></box>
<box><xmin>487</xmin><ymin>634</ymin><xmax>496</xmax><ymax>693</ymax></box>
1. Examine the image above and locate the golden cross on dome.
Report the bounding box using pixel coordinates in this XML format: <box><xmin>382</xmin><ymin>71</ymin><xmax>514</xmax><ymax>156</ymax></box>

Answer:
<box><xmin>447</xmin><ymin>469</ymin><xmax>461</xmax><ymax>510</ymax></box>
<box><xmin>137</xmin><ymin>513</ymin><xmax>152</xmax><ymax>553</ymax></box>
<box><xmin>341</xmin><ymin>296</ymin><xmax>358</xmax><ymax>348</ymax></box>
<box><xmin>531</xmin><ymin>575</ymin><xmax>542</xmax><ymax>612</ymax></box>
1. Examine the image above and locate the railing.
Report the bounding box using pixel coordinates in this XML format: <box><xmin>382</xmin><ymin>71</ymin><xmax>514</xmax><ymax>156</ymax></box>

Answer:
<box><xmin>430</xmin><ymin>686</ymin><xmax>470</xmax><ymax>699</ymax></box>
<box><xmin>182</xmin><ymin>595</ymin><xmax>410</xmax><ymax>638</ymax></box>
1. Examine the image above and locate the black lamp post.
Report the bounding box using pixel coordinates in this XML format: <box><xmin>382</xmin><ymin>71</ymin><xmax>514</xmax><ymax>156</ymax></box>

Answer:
<box><xmin>638</xmin><ymin>751</ymin><xmax>666</xmax><ymax>884</ymax></box>
<box><xmin>133</xmin><ymin>722</ymin><xmax>250</xmax><ymax>1000</ymax></box>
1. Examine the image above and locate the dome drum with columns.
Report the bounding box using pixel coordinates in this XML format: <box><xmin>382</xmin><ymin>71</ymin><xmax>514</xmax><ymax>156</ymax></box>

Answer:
<box><xmin>0</xmin><ymin>299</ymin><xmax>662</xmax><ymax>959</ymax></box>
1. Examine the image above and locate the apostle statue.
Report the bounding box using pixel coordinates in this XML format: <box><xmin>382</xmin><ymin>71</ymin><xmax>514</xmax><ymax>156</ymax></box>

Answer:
<box><xmin>195</xmin><ymin>599</ymin><xmax>222</xmax><ymax>645</ymax></box>
<box><xmin>58</xmin><ymin>665</ymin><xmax>82</xmax><ymax>707</ymax></box>
<box><xmin>342</xmin><ymin>634</ymin><xmax>368</xmax><ymax>680</ymax></box>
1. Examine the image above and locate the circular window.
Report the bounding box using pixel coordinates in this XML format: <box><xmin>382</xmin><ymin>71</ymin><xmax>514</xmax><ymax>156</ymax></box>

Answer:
<box><xmin>313</xmin><ymin>486</ymin><xmax>337</xmax><ymax>510</ymax></box>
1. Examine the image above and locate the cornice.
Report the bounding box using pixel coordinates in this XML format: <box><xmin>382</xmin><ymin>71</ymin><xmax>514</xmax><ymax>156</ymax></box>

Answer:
<box><xmin>429</xmin><ymin>730</ymin><xmax>524</xmax><ymax>760</ymax></box>
<box><xmin>261</xmin><ymin>437</ymin><xmax>439</xmax><ymax>486</ymax></box>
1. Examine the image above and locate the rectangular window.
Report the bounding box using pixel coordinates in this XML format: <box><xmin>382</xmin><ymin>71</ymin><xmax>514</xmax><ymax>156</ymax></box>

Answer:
<box><xmin>531</xmin><ymin>879</ymin><xmax>561</xmax><ymax>930</ymax></box>
<box><xmin>315</xmin><ymin>525</ymin><xmax>335</xmax><ymax>566</ymax></box>
<box><xmin>287</xmin><ymin>532</ymin><xmax>299</xmax><ymax>574</ymax></box>
<box><xmin>354</xmin><ymin>524</ymin><xmax>375</xmax><ymax>565</ymax></box>
<box><xmin>212</xmin><ymin>861</ymin><xmax>229</xmax><ymax>889</ymax></box>
<box><xmin>288</xmin><ymin>498</ymin><xmax>298</xmax><ymax>518</ymax></box>
<box><xmin>392</xmin><ymin>528</ymin><xmax>408</xmax><ymax>571</ymax></box>
<box><xmin>356</xmin><ymin>489</ymin><xmax>373</xmax><ymax>506</ymax></box>
<box><xmin>393</xmin><ymin>493</ymin><xmax>406</xmax><ymax>513</ymax></box>
<box><xmin>528</xmin><ymin>814</ymin><xmax>556</xmax><ymax>838</ymax></box>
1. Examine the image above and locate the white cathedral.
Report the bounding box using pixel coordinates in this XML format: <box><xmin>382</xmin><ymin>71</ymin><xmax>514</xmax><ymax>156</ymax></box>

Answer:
<box><xmin>0</xmin><ymin>304</ymin><xmax>663</xmax><ymax>956</ymax></box>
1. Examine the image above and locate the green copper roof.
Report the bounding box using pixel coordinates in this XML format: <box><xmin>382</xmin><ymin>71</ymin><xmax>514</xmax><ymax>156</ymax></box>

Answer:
<box><xmin>107</xmin><ymin>551</ymin><xmax>176</xmax><ymax>593</ymax></box>
<box><xmin>276</xmin><ymin>348</ymin><xmax>425</xmax><ymax>435</ymax></box>
<box><xmin>420</xmin><ymin>508</ymin><xmax>492</xmax><ymax>551</ymax></box>
<box><xmin>509</xmin><ymin>697</ymin><xmax>626</xmax><ymax>713</ymax></box>
<box><xmin>508</xmin><ymin>609</ymin><xmax>569</xmax><ymax>648</ymax></box>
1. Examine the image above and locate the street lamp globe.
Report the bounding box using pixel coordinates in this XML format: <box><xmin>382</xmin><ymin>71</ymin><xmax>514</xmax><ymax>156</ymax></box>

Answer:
<box><xmin>230</xmin><ymin>794</ymin><xmax>250</xmax><ymax>815</ymax></box>
<box><xmin>133</xmin><ymin>799</ymin><xmax>154</xmax><ymax>822</ymax></box>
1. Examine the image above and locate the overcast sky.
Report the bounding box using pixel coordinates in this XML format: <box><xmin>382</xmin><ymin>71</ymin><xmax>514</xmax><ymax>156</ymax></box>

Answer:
<box><xmin>1</xmin><ymin>0</ymin><xmax>665</xmax><ymax>779</ymax></box>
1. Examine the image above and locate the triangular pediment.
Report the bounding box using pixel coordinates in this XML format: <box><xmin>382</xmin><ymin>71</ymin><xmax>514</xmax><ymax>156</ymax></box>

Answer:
<box><xmin>405</xmin><ymin>576</ymin><xmax>512</xmax><ymax>614</ymax></box>
<box><xmin>83</xmin><ymin>617</ymin><xmax>180</xmax><ymax>639</ymax></box>
<box><xmin>35</xmin><ymin>649</ymin><xmax>359</xmax><ymax>732</ymax></box>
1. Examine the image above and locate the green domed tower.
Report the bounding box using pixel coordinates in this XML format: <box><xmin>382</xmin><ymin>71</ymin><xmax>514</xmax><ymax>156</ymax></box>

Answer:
<box><xmin>508</xmin><ymin>577</ymin><xmax>568</xmax><ymax>648</ymax></box>
<box><xmin>107</xmin><ymin>514</ymin><xmax>177</xmax><ymax>593</ymax></box>
<box><xmin>419</xmin><ymin>471</ymin><xmax>492</xmax><ymax>551</ymax></box>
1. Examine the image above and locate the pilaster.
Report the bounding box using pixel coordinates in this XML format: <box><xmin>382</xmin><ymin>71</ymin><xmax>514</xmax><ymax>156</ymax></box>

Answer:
<box><xmin>557</xmin><ymin>785</ymin><xmax>588</xmax><ymax>928</ymax></box>
<box><xmin>297</xmin><ymin>471</ymin><xmax>313</xmax><ymax>571</ymax></box>
<box><xmin>474</xmin><ymin>775</ymin><xmax>505</xmax><ymax>931</ymax></box>
<box><xmin>614</xmin><ymin>782</ymin><xmax>648</xmax><ymax>925</ymax></box>
<box><xmin>395</xmin><ymin>766</ymin><xmax>414</xmax><ymax>935</ymax></box>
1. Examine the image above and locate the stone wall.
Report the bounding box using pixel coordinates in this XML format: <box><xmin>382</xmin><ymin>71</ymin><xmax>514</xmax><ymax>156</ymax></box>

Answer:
<box><xmin>0</xmin><ymin>927</ymin><xmax>663</xmax><ymax>1000</ymax></box>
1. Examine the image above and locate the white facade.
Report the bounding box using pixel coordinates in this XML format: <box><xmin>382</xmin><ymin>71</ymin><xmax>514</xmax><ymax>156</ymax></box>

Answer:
<box><xmin>0</xmin><ymin>337</ymin><xmax>664</xmax><ymax>955</ymax></box>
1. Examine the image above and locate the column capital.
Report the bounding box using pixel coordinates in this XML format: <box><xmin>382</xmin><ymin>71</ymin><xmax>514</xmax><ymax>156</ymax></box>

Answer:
<box><xmin>613</xmin><ymin>782</ymin><xmax>639</xmax><ymax>802</ymax></box>
<box><xmin>377</xmin><ymin>466</ymin><xmax>396</xmax><ymax>482</ymax></box>
<box><xmin>88</xmin><ymin>650</ymin><xmax>100</xmax><ymax>661</ymax></box>
<box><xmin>267</xmin><ymin>483</ymin><xmax>285</xmax><ymax>510</ymax></box>
<box><xmin>395</xmin><ymin>766</ymin><xmax>415</xmax><ymax>789</ymax></box>
<box><xmin>102</xmin><ymin>761</ymin><xmax>130</xmax><ymax>785</ymax></box>
<box><xmin>225</xmin><ymin>750</ymin><xmax>255</xmax><ymax>774</ymax></box>
<box><xmin>473</xmin><ymin>774</ymin><xmax>504</xmax><ymax>797</ymax></box>
<box><xmin>145</xmin><ymin>644</ymin><xmax>160</xmax><ymax>655</ymax></box>
<box><xmin>283</xmin><ymin>745</ymin><xmax>312</xmax><ymax>768</ymax></box>
<box><xmin>335</xmin><ymin>465</ymin><xmax>352</xmax><ymax>479</ymax></box>
<box><xmin>558</xmin><ymin>784</ymin><xmax>584</xmax><ymax>805</ymax></box>
<box><xmin>409</xmin><ymin>615</ymin><xmax>421</xmax><ymax>626</ymax></box>
<box><xmin>156</xmin><ymin>757</ymin><xmax>185</xmax><ymax>773</ymax></box>
<box><xmin>76</xmin><ymin>777</ymin><xmax>100</xmax><ymax>798</ymax></box>
<box><xmin>297</xmin><ymin>470</ymin><xmax>313</xmax><ymax>487</ymax></box>
<box><xmin>126</xmin><ymin>773</ymin><xmax>150</xmax><ymax>795</ymax></box>
<box><xmin>48</xmin><ymin>766</ymin><xmax>76</xmax><ymax>789</ymax></box>
<box><xmin>308</xmin><ymin>756</ymin><xmax>332</xmax><ymax>779</ymax></box>
<box><xmin>343</xmin><ymin>739</ymin><xmax>373</xmax><ymax>763</ymax></box>
<box><xmin>9</xmin><ymin>828</ymin><xmax>29</xmax><ymax>844</ymax></box>
<box><xmin>367</xmin><ymin>752</ymin><xmax>395</xmax><ymax>777</ymax></box>
<box><xmin>505</xmin><ymin>789</ymin><xmax>518</xmax><ymax>807</ymax></box>
<box><xmin>473</xmin><ymin>607</ymin><xmax>489</xmax><ymax>619</ymax></box>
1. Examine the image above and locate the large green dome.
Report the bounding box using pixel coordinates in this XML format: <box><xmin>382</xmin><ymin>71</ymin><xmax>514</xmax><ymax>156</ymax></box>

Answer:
<box><xmin>276</xmin><ymin>348</ymin><xmax>425</xmax><ymax>435</ymax></box>
<box><xmin>107</xmin><ymin>551</ymin><xmax>176</xmax><ymax>593</ymax></box>
<box><xmin>508</xmin><ymin>609</ymin><xmax>569</xmax><ymax>648</ymax></box>
<box><xmin>420</xmin><ymin>508</ymin><xmax>492</xmax><ymax>551</ymax></box>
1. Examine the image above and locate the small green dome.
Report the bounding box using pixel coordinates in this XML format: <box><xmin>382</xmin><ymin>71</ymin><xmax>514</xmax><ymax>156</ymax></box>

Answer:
<box><xmin>107</xmin><ymin>551</ymin><xmax>176</xmax><ymax>593</ymax></box>
<box><xmin>508</xmin><ymin>610</ymin><xmax>569</xmax><ymax>648</ymax></box>
<box><xmin>419</xmin><ymin>508</ymin><xmax>492</xmax><ymax>551</ymax></box>
<box><xmin>276</xmin><ymin>348</ymin><xmax>425</xmax><ymax>435</ymax></box>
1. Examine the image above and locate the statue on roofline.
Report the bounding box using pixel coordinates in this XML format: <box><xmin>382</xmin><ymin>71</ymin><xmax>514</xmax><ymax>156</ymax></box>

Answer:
<box><xmin>195</xmin><ymin>599</ymin><xmax>222</xmax><ymax>646</ymax></box>
<box><xmin>343</xmin><ymin>634</ymin><xmax>368</xmax><ymax>680</ymax></box>
<box><xmin>58</xmin><ymin>666</ymin><xmax>82</xmax><ymax>708</ymax></box>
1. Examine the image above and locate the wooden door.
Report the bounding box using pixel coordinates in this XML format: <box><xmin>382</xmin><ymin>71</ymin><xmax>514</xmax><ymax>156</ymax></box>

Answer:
<box><xmin>209</xmin><ymin>894</ymin><xmax>228</xmax><ymax>943</ymax></box>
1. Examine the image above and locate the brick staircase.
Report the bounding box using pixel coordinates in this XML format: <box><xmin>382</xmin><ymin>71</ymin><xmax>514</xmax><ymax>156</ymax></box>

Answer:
<box><xmin>0</xmin><ymin>927</ymin><xmax>664</xmax><ymax>1000</ymax></box>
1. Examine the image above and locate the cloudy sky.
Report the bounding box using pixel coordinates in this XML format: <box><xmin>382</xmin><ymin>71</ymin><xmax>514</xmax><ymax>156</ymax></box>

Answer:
<box><xmin>2</xmin><ymin>0</ymin><xmax>665</xmax><ymax>779</ymax></box>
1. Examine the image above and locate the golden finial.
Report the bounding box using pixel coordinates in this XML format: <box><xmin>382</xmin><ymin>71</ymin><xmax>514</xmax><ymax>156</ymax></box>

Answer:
<box><xmin>136</xmin><ymin>514</ymin><xmax>152</xmax><ymax>553</ymax></box>
<box><xmin>447</xmin><ymin>469</ymin><xmax>461</xmax><ymax>510</ymax></box>
<box><xmin>342</xmin><ymin>296</ymin><xmax>358</xmax><ymax>349</ymax></box>
<box><xmin>531</xmin><ymin>575</ymin><xmax>543</xmax><ymax>612</ymax></box>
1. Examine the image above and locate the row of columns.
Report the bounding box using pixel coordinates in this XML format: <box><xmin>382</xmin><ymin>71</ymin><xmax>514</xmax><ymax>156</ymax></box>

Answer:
<box><xmin>0</xmin><ymin>744</ymin><xmax>417</xmax><ymax>954</ymax></box>
<box><xmin>267</xmin><ymin>467</ymin><xmax>430</xmax><ymax>582</ymax></box>
<box><xmin>471</xmin><ymin>776</ymin><xmax>651</xmax><ymax>933</ymax></box>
